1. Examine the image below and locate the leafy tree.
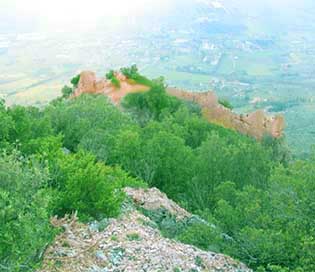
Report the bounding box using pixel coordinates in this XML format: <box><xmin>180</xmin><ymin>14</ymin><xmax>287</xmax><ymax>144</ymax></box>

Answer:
<box><xmin>211</xmin><ymin>157</ymin><xmax>315</xmax><ymax>271</ymax></box>
<box><xmin>78</xmin><ymin>128</ymin><xmax>117</xmax><ymax>163</ymax></box>
<box><xmin>138</xmin><ymin>129</ymin><xmax>194</xmax><ymax>199</ymax></box>
<box><xmin>120</xmin><ymin>65</ymin><xmax>154</xmax><ymax>86</ymax></box>
<box><xmin>156</xmin><ymin>106</ymin><xmax>216</xmax><ymax>148</ymax></box>
<box><xmin>120</xmin><ymin>64</ymin><xmax>139</xmax><ymax>79</ymax></box>
<box><xmin>70</xmin><ymin>74</ymin><xmax>80</xmax><ymax>88</ymax></box>
<box><xmin>61</xmin><ymin>85</ymin><xmax>73</xmax><ymax>98</ymax></box>
<box><xmin>122</xmin><ymin>80</ymin><xmax>182</xmax><ymax>122</ymax></box>
<box><xmin>7</xmin><ymin>105</ymin><xmax>53</xmax><ymax>153</ymax></box>
<box><xmin>0</xmin><ymin>100</ymin><xmax>14</xmax><ymax>149</ymax></box>
<box><xmin>45</xmin><ymin>94</ymin><xmax>134</xmax><ymax>151</ymax></box>
<box><xmin>262</xmin><ymin>135</ymin><xmax>291</xmax><ymax>165</ymax></box>
<box><xmin>108</xmin><ymin>125</ymin><xmax>192</xmax><ymax>194</ymax></box>
<box><xmin>111</xmin><ymin>129</ymin><xmax>143</xmax><ymax>176</ymax></box>
<box><xmin>188</xmin><ymin>132</ymin><xmax>271</xmax><ymax>211</ymax></box>
<box><xmin>105</xmin><ymin>69</ymin><xmax>115</xmax><ymax>80</ymax></box>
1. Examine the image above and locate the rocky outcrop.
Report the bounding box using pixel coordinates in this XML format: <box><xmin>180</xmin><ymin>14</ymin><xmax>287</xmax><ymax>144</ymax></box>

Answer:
<box><xmin>167</xmin><ymin>87</ymin><xmax>285</xmax><ymax>139</ymax></box>
<box><xmin>73</xmin><ymin>71</ymin><xmax>285</xmax><ymax>139</ymax></box>
<box><xmin>124</xmin><ymin>187</ymin><xmax>191</xmax><ymax>220</ymax></box>
<box><xmin>40</xmin><ymin>187</ymin><xmax>251</xmax><ymax>272</ymax></box>
<box><xmin>72</xmin><ymin>71</ymin><xmax>150</xmax><ymax>104</ymax></box>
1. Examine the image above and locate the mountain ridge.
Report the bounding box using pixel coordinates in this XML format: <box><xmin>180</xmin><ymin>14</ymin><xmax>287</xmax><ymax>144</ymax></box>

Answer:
<box><xmin>73</xmin><ymin>70</ymin><xmax>285</xmax><ymax>140</ymax></box>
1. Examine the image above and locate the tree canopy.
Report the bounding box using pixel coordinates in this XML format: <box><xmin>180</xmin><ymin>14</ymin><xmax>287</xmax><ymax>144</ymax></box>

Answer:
<box><xmin>0</xmin><ymin>69</ymin><xmax>314</xmax><ymax>271</ymax></box>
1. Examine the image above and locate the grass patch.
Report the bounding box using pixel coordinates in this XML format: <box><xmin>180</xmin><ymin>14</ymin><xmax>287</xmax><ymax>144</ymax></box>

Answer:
<box><xmin>126</xmin><ymin>233</ymin><xmax>141</xmax><ymax>241</ymax></box>
<box><xmin>120</xmin><ymin>65</ymin><xmax>154</xmax><ymax>87</ymax></box>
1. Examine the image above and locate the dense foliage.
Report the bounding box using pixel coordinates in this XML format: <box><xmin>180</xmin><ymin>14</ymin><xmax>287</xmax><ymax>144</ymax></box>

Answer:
<box><xmin>61</xmin><ymin>85</ymin><xmax>73</xmax><ymax>99</ymax></box>
<box><xmin>0</xmin><ymin>96</ymin><xmax>145</xmax><ymax>270</ymax></box>
<box><xmin>0</xmin><ymin>152</ymin><xmax>56</xmax><ymax>271</ymax></box>
<box><xmin>1</xmin><ymin>70</ymin><xmax>314</xmax><ymax>271</ymax></box>
<box><xmin>106</xmin><ymin>70</ymin><xmax>121</xmax><ymax>88</ymax></box>
<box><xmin>70</xmin><ymin>74</ymin><xmax>80</xmax><ymax>88</ymax></box>
<box><xmin>120</xmin><ymin>64</ymin><xmax>154</xmax><ymax>87</ymax></box>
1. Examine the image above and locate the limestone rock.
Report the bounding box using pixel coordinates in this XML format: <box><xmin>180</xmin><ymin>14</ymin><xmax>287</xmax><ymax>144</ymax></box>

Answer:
<box><xmin>40</xmin><ymin>188</ymin><xmax>251</xmax><ymax>272</ymax></box>
<box><xmin>124</xmin><ymin>187</ymin><xmax>191</xmax><ymax>220</ymax></box>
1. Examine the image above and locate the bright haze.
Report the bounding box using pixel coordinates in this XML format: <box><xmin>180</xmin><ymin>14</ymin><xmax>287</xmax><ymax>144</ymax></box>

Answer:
<box><xmin>1</xmin><ymin>0</ymin><xmax>314</xmax><ymax>33</ymax></box>
<box><xmin>1</xmin><ymin>0</ymin><xmax>174</xmax><ymax>32</ymax></box>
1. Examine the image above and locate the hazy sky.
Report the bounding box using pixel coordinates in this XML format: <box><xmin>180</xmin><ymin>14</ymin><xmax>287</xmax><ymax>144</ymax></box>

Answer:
<box><xmin>1</xmin><ymin>0</ymin><xmax>174</xmax><ymax>31</ymax></box>
<box><xmin>1</xmin><ymin>0</ymin><xmax>314</xmax><ymax>33</ymax></box>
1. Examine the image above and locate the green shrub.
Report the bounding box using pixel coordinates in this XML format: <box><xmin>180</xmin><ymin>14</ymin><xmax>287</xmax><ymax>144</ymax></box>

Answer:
<box><xmin>262</xmin><ymin>135</ymin><xmax>291</xmax><ymax>165</ymax></box>
<box><xmin>0</xmin><ymin>100</ymin><xmax>14</xmax><ymax>149</ymax></box>
<box><xmin>122</xmin><ymin>80</ymin><xmax>182</xmax><ymax>121</ymax></box>
<box><xmin>7</xmin><ymin>105</ymin><xmax>53</xmax><ymax>152</ymax></box>
<box><xmin>111</xmin><ymin>76</ymin><xmax>121</xmax><ymax>88</ymax></box>
<box><xmin>120</xmin><ymin>64</ymin><xmax>139</xmax><ymax>79</ymax></box>
<box><xmin>106</xmin><ymin>70</ymin><xmax>115</xmax><ymax>80</ymax></box>
<box><xmin>0</xmin><ymin>151</ymin><xmax>56</xmax><ymax>271</ymax></box>
<box><xmin>211</xmin><ymin>158</ymin><xmax>315</xmax><ymax>271</ymax></box>
<box><xmin>120</xmin><ymin>65</ymin><xmax>153</xmax><ymax>87</ymax></box>
<box><xmin>126</xmin><ymin>233</ymin><xmax>141</xmax><ymax>241</ymax></box>
<box><xmin>52</xmin><ymin>150</ymin><xmax>146</xmax><ymax>221</ymax></box>
<box><xmin>187</xmin><ymin>132</ymin><xmax>271</xmax><ymax>211</ymax></box>
<box><xmin>45</xmin><ymin>94</ymin><xmax>134</xmax><ymax>151</ymax></box>
<box><xmin>61</xmin><ymin>85</ymin><xmax>73</xmax><ymax>98</ymax></box>
<box><xmin>141</xmin><ymin>208</ymin><xmax>187</xmax><ymax>238</ymax></box>
<box><xmin>139</xmin><ymin>207</ymin><xmax>223</xmax><ymax>253</ymax></box>
<box><xmin>106</xmin><ymin>70</ymin><xmax>121</xmax><ymax>88</ymax></box>
<box><xmin>219</xmin><ymin>98</ymin><xmax>233</xmax><ymax>110</ymax></box>
<box><xmin>177</xmin><ymin>222</ymin><xmax>222</xmax><ymax>252</ymax></box>
<box><xmin>70</xmin><ymin>74</ymin><xmax>80</xmax><ymax>88</ymax></box>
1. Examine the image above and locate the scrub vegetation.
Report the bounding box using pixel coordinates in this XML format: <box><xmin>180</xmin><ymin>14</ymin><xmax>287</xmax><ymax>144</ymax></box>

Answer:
<box><xmin>0</xmin><ymin>70</ymin><xmax>314</xmax><ymax>272</ymax></box>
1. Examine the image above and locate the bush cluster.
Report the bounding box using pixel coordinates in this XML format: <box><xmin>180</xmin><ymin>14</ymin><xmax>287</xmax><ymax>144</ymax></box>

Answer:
<box><xmin>106</xmin><ymin>70</ymin><xmax>121</xmax><ymax>88</ymax></box>
<box><xmin>70</xmin><ymin>74</ymin><xmax>80</xmax><ymax>88</ymax></box>
<box><xmin>120</xmin><ymin>65</ymin><xmax>154</xmax><ymax>87</ymax></box>
<box><xmin>0</xmin><ymin>152</ymin><xmax>56</xmax><ymax>271</ymax></box>
<box><xmin>0</xmin><ymin>95</ymin><xmax>145</xmax><ymax>270</ymax></box>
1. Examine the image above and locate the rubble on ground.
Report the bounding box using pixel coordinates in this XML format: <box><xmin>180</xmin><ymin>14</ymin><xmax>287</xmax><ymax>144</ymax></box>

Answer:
<box><xmin>40</xmin><ymin>188</ymin><xmax>251</xmax><ymax>272</ymax></box>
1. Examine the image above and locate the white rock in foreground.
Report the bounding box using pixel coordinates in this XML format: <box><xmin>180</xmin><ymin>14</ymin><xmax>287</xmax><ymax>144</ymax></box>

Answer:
<box><xmin>40</xmin><ymin>188</ymin><xmax>252</xmax><ymax>272</ymax></box>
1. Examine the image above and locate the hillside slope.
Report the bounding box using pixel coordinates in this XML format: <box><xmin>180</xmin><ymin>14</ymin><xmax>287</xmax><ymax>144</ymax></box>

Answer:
<box><xmin>40</xmin><ymin>188</ymin><xmax>251</xmax><ymax>272</ymax></box>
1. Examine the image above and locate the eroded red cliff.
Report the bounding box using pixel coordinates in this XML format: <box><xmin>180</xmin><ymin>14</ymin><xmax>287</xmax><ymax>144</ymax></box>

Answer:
<box><xmin>167</xmin><ymin>87</ymin><xmax>285</xmax><ymax>139</ymax></box>
<box><xmin>72</xmin><ymin>71</ymin><xmax>150</xmax><ymax>104</ymax></box>
<box><xmin>73</xmin><ymin>71</ymin><xmax>285</xmax><ymax>139</ymax></box>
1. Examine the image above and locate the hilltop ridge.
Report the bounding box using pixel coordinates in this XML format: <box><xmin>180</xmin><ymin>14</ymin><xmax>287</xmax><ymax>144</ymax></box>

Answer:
<box><xmin>73</xmin><ymin>70</ymin><xmax>285</xmax><ymax>139</ymax></box>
